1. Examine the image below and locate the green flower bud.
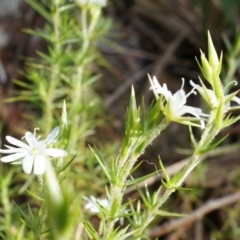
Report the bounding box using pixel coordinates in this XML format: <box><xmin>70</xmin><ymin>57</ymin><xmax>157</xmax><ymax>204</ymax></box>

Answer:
<box><xmin>208</xmin><ymin>31</ymin><xmax>221</xmax><ymax>77</ymax></box>
<box><xmin>198</xmin><ymin>50</ymin><xmax>213</xmax><ymax>84</ymax></box>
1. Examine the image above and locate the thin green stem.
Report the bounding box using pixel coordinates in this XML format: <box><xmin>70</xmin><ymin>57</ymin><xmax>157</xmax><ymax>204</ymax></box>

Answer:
<box><xmin>103</xmin><ymin>121</ymin><xmax>169</xmax><ymax>239</ymax></box>
<box><xmin>135</xmin><ymin>109</ymin><xmax>224</xmax><ymax>238</ymax></box>
<box><xmin>1</xmin><ymin>181</ymin><xmax>13</xmax><ymax>240</ymax></box>
<box><xmin>44</xmin><ymin>1</ymin><xmax>61</xmax><ymax>134</ymax></box>
<box><xmin>69</xmin><ymin>6</ymin><xmax>101</xmax><ymax>151</ymax></box>
<box><xmin>68</xmin><ymin>7</ymin><xmax>88</xmax><ymax>151</ymax></box>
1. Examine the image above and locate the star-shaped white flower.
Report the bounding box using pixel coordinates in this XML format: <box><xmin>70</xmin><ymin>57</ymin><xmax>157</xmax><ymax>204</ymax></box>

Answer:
<box><xmin>0</xmin><ymin>127</ymin><xmax>67</xmax><ymax>175</ymax></box>
<box><xmin>75</xmin><ymin>0</ymin><xmax>107</xmax><ymax>7</ymax></box>
<box><xmin>149</xmin><ymin>76</ymin><xmax>208</xmax><ymax>128</ymax></box>
<box><xmin>84</xmin><ymin>196</ymin><xmax>109</xmax><ymax>213</ymax></box>
<box><xmin>190</xmin><ymin>80</ymin><xmax>240</xmax><ymax>112</ymax></box>
<box><xmin>83</xmin><ymin>196</ymin><xmax>127</xmax><ymax>225</ymax></box>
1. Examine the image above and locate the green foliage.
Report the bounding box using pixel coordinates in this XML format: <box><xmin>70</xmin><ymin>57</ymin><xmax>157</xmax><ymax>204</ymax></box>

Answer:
<box><xmin>1</xmin><ymin>1</ymin><xmax>240</xmax><ymax>239</ymax></box>
<box><xmin>13</xmin><ymin>0</ymin><xmax>111</xmax><ymax>154</ymax></box>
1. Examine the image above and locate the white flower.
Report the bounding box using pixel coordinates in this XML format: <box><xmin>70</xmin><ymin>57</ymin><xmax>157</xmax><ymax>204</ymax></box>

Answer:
<box><xmin>75</xmin><ymin>0</ymin><xmax>107</xmax><ymax>7</ymax></box>
<box><xmin>190</xmin><ymin>80</ymin><xmax>240</xmax><ymax>112</ymax></box>
<box><xmin>84</xmin><ymin>196</ymin><xmax>109</xmax><ymax>213</ymax></box>
<box><xmin>149</xmin><ymin>76</ymin><xmax>208</xmax><ymax>128</ymax></box>
<box><xmin>0</xmin><ymin>127</ymin><xmax>67</xmax><ymax>175</ymax></box>
<box><xmin>83</xmin><ymin>196</ymin><xmax>127</xmax><ymax>225</ymax></box>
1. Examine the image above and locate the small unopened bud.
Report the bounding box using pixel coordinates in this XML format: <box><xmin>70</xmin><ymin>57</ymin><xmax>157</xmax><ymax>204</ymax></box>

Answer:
<box><xmin>199</xmin><ymin>50</ymin><xmax>213</xmax><ymax>84</ymax></box>
<box><xmin>208</xmin><ymin>31</ymin><xmax>221</xmax><ymax>76</ymax></box>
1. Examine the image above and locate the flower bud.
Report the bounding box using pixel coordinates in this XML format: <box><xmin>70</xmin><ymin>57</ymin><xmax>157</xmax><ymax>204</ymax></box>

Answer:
<box><xmin>208</xmin><ymin>31</ymin><xmax>221</xmax><ymax>77</ymax></box>
<box><xmin>199</xmin><ymin>51</ymin><xmax>213</xmax><ymax>84</ymax></box>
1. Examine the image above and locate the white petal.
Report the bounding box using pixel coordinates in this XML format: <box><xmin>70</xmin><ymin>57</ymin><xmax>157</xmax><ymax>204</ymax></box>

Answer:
<box><xmin>44</xmin><ymin>148</ymin><xmax>67</xmax><ymax>158</ymax></box>
<box><xmin>6</xmin><ymin>136</ymin><xmax>31</xmax><ymax>151</ymax></box>
<box><xmin>25</xmin><ymin>132</ymin><xmax>38</xmax><ymax>147</ymax></box>
<box><xmin>45</xmin><ymin>127</ymin><xmax>59</xmax><ymax>144</ymax></box>
<box><xmin>231</xmin><ymin>96</ymin><xmax>240</xmax><ymax>105</ymax></box>
<box><xmin>1</xmin><ymin>152</ymin><xmax>28</xmax><ymax>162</ymax></box>
<box><xmin>85</xmin><ymin>197</ymin><xmax>100</xmax><ymax>213</ymax></box>
<box><xmin>178</xmin><ymin>105</ymin><xmax>202</xmax><ymax>117</ymax></box>
<box><xmin>152</xmin><ymin>76</ymin><xmax>161</xmax><ymax>88</ymax></box>
<box><xmin>84</xmin><ymin>196</ymin><xmax>109</xmax><ymax>213</ymax></box>
<box><xmin>22</xmin><ymin>155</ymin><xmax>34</xmax><ymax>174</ymax></box>
<box><xmin>98</xmin><ymin>199</ymin><xmax>109</xmax><ymax>208</ymax></box>
<box><xmin>33</xmin><ymin>155</ymin><xmax>47</xmax><ymax>175</ymax></box>
<box><xmin>189</xmin><ymin>80</ymin><xmax>199</xmax><ymax>89</ymax></box>
<box><xmin>0</xmin><ymin>148</ymin><xmax>28</xmax><ymax>154</ymax></box>
<box><xmin>172</xmin><ymin>89</ymin><xmax>186</xmax><ymax>106</ymax></box>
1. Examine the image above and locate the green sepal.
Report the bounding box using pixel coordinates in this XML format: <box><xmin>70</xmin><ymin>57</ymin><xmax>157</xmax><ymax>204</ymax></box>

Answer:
<box><xmin>208</xmin><ymin>31</ymin><xmax>220</xmax><ymax>74</ymax></box>
<box><xmin>125</xmin><ymin>87</ymin><xmax>141</xmax><ymax>137</ymax></box>
<box><xmin>198</xmin><ymin>78</ymin><xmax>216</xmax><ymax>108</ymax></box>
<box><xmin>198</xmin><ymin>51</ymin><xmax>213</xmax><ymax>84</ymax></box>
<box><xmin>146</xmin><ymin>98</ymin><xmax>164</xmax><ymax>130</ymax></box>
<box><xmin>216</xmin><ymin>51</ymin><xmax>223</xmax><ymax>77</ymax></box>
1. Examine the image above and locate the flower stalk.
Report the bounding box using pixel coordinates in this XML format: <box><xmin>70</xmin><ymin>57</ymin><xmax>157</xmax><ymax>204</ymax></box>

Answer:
<box><xmin>133</xmin><ymin>31</ymin><xmax>240</xmax><ymax>238</ymax></box>
<box><xmin>102</xmin><ymin>88</ymin><xmax>169</xmax><ymax>239</ymax></box>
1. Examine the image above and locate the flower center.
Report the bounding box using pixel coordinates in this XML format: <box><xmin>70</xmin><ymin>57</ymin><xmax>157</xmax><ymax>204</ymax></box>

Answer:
<box><xmin>31</xmin><ymin>147</ymin><xmax>40</xmax><ymax>155</ymax></box>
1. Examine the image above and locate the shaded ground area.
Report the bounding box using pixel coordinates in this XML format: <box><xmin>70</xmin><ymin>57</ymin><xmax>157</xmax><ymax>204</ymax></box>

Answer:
<box><xmin>1</xmin><ymin>0</ymin><xmax>240</xmax><ymax>239</ymax></box>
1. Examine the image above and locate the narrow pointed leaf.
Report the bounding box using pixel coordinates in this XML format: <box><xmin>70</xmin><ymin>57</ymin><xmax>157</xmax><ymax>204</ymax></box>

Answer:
<box><xmin>26</xmin><ymin>189</ymin><xmax>44</xmax><ymax>201</ymax></box>
<box><xmin>155</xmin><ymin>210</ymin><xmax>188</xmax><ymax>218</ymax></box>
<box><xmin>189</xmin><ymin>125</ymin><xmax>197</xmax><ymax>147</ymax></box>
<box><xmin>25</xmin><ymin>0</ymin><xmax>52</xmax><ymax>22</ymax></box>
<box><xmin>57</xmin><ymin>154</ymin><xmax>77</xmax><ymax>173</ymax></box>
<box><xmin>199</xmin><ymin>135</ymin><xmax>228</xmax><ymax>154</ymax></box>
<box><xmin>126</xmin><ymin>170</ymin><xmax>161</xmax><ymax>187</ymax></box>
<box><xmin>83</xmin><ymin>220</ymin><xmax>100</xmax><ymax>240</ymax></box>
<box><xmin>89</xmin><ymin>146</ymin><xmax>111</xmax><ymax>181</ymax></box>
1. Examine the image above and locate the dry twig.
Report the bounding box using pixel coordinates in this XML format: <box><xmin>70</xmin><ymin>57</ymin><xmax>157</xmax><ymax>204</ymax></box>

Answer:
<box><xmin>104</xmin><ymin>28</ymin><xmax>189</xmax><ymax>108</ymax></box>
<box><xmin>149</xmin><ymin>191</ymin><xmax>240</xmax><ymax>238</ymax></box>
<box><xmin>125</xmin><ymin>143</ymin><xmax>240</xmax><ymax>194</ymax></box>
